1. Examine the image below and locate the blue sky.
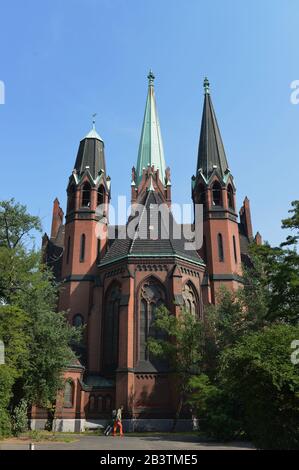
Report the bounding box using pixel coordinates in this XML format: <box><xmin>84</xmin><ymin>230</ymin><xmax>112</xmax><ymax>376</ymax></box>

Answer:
<box><xmin>0</xmin><ymin>0</ymin><xmax>298</xmax><ymax>246</ymax></box>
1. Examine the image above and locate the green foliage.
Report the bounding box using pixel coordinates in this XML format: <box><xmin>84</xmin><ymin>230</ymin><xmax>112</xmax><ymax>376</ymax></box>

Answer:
<box><xmin>0</xmin><ymin>305</ymin><xmax>30</xmax><ymax>375</ymax></box>
<box><xmin>203</xmin><ymin>284</ymin><xmax>268</xmax><ymax>375</ymax></box>
<box><xmin>243</xmin><ymin>200</ymin><xmax>299</xmax><ymax>324</ymax></box>
<box><xmin>0</xmin><ymin>198</ymin><xmax>41</xmax><ymax>250</ymax></box>
<box><xmin>0</xmin><ymin>365</ymin><xmax>14</xmax><ymax>437</ymax></box>
<box><xmin>147</xmin><ymin>306</ymin><xmax>204</xmax><ymax>426</ymax></box>
<box><xmin>12</xmin><ymin>399</ymin><xmax>28</xmax><ymax>436</ymax></box>
<box><xmin>188</xmin><ymin>375</ymin><xmax>244</xmax><ymax>441</ymax></box>
<box><xmin>147</xmin><ymin>305</ymin><xmax>204</xmax><ymax>381</ymax></box>
<box><xmin>0</xmin><ymin>198</ymin><xmax>81</xmax><ymax>435</ymax></box>
<box><xmin>281</xmin><ymin>199</ymin><xmax>299</xmax><ymax>247</ymax></box>
<box><xmin>220</xmin><ymin>324</ymin><xmax>299</xmax><ymax>449</ymax></box>
<box><xmin>0</xmin><ymin>305</ymin><xmax>29</xmax><ymax>437</ymax></box>
<box><xmin>249</xmin><ymin>242</ymin><xmax>299</xmax><ymax>324</ymax></box>
<box><xmin>24</xmin><ymin>308</ymin><xmax>80</xmax><ymax>407</ymax></box>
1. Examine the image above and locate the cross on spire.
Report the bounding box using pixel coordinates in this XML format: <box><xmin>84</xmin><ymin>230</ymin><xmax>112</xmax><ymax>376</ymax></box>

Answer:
<box><xmin>148</xmin><ymin>69</ymin><xmax>155</xmax><ymax>86</ymax></box>
<box><xmin>203</xmin><ymin>77</ymin><xmax>210</xmax><ymax>94</ymax></box>
<box><xmin>92</xmin><ymin>113</ymin><xmax>97</xmax><ymax>129</ymax></box>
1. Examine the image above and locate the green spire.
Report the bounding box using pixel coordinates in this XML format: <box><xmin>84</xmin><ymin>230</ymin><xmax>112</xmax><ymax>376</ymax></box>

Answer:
<box><xmin>136</xmin><ymin>70</ymin><xmax>166</xmax><ymax>185</ymax></box>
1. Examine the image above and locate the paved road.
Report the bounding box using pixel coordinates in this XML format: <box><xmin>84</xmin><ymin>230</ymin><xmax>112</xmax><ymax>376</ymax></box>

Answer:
<box><xmin>0</xmin><ymin>435</ymin><xmax>254</xmax><ymax>450</ymax></box>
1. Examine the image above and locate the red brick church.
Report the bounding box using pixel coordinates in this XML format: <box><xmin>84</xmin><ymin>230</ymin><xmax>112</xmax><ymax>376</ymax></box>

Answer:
<box><xmin>32</xmin><ymin>73</ymin><xmax>260</xmax><ymax>432</ymax></box>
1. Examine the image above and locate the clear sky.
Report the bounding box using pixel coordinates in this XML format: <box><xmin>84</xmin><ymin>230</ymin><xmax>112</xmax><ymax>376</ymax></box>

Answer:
<box><xmin>0</xmin><ymin>0</ymin><xmax>298</xmax><ymax>246</ymax></box>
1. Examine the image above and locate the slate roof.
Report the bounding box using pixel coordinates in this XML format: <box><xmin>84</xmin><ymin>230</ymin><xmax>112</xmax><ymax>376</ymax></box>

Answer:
<box><xmin>100</xmin><ymin>190</ymin><xmax>204</xmax><ymax>267</ymax></box>
<box><xmin>196</xmin><ymin>79</ymin><xmax>229</xmax><ymax>180</ymax></box>
<box><xmin>74</xmin><ymin>126</ymin><xmax>106</xmax><ymax>179</ymax></box>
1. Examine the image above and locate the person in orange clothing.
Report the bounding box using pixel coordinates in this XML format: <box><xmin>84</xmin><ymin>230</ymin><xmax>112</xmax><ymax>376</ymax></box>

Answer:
<box><xmin>113</xmin><ymin>405</ymin><xmax>124</xmax><ymax>437</ymax></box>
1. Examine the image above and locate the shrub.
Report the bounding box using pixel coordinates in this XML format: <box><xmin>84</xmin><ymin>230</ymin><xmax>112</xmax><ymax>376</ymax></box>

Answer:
<box><xmin>0</xmin><ymin>365</ymin><xmax>15</xmax><ymax>437</ymax></box>
<box><xmin>220</xmin><ymin>324</ymin><xmax>299</xmax><ymax>449</ymax></box>
<box><xmin>188</xmin><ymin>374</ymin><xmax>245</xmax><ymax>441</ymax></box>
<box><xmin>12</xmin><ymin>399</ymin><xmax>28</xmax><ymax>436</ymax></box>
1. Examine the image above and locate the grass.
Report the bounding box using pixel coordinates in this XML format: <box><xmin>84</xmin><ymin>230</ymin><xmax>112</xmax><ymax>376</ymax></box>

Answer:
<box><xmin>18</xmin><ymin>430</ymin><xmax>77</xmax><ymax>443</ymax></box>
<box><xmin>2</xmin><ymin>428</ymin><xmax>200</xmax><ymax>442</ymax></box>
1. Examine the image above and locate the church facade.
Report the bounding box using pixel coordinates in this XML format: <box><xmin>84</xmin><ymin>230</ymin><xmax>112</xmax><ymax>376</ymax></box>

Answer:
<box><xmin>33</xmin><ymin>73</ymin><xmax>260</xmax><ymax>432</ymax></box>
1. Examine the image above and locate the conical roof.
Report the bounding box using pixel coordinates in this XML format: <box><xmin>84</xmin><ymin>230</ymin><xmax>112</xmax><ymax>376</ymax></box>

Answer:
<box><xmin>196</xmin><ymin>78</ymin><xmax>229</xmax><ymax>180</ymax></box>
<box><xmin>136</xmin><ymin>71</ymin><xmax>166</xmax><ymax>185</ymax></box>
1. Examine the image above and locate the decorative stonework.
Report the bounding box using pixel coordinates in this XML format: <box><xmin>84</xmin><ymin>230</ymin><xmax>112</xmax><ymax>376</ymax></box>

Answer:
<box><xmin>180</xmin><ymin>267</ymin><xmax>200</xmax><ymax>277</ymax></box>
<box><xmin>105</xmin><ymin>267</ymin><xmax>125</xmax><ymax>278</ymax></box>
<box><xmin>182</xmin><ymin>282</ymin><xmax>198</xmax><ymax>316</ymax></box>
<box><xmin>136</xmin><ymin>264</ymin><xmax>168</xmax><ymax>272</ymax></box>
<box><xmin>141</xmin><ymin>281</ymin><xmax>164</xmax><ymax>304</ymax></box>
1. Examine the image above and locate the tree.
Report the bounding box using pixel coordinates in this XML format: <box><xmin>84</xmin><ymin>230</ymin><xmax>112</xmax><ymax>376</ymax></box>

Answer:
<box><xmin>281</xmin><ymin>200</ymin><xmax>299</xmax><ymax>247</ymax></box>
<box><xmin>0</xmin><ymin>366</ymin><xmax>14</xmax><ymax>437</ymax></box>
<box><xmin>219</xmin><ymin>324</ymin><xmax>299</xmax><ymax>449</ymax></box>
<box><xmin>0</xmin><ymin>305</ymin><xmax>30</xmax><ymax>374</ymax></box>
<box><xmin>248</xmin><ymin>242</ymin><xmax>299</xmax><ymax>324</ymax></box>
<box><xmin>0</xmin><ymin>199</ymin><xmax>81</xmax><ymax>435</ymax></box>
<box><xmin>203</xmin><ymin>282</ymin><xmax>269</xmax><ymax>376</ymax></box>
<box><xmin>0</xmin><ymin>198</ymin><xmax>41</xmax><ymax>250</ymax></box>
<box><xmin>187</xmin><ymin>374</ymin><xmax>244</xmax><ymax>441</ymax></box>
<box><xmin>245</xmin><ymin>200</ymin><xmax>299</xmax><ymax>324</ymax></box>
<box><xmin>147</xmin><ymin>306</ymin><xmax>204</xmax><ymax>430</ymax></box>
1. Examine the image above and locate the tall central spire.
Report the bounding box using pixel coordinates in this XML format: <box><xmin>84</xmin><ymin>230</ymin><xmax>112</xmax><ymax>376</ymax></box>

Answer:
<box><xmin>136</xmin><ymin>71</ymin><xmax>166</xmax><ymax>185</ymax></box>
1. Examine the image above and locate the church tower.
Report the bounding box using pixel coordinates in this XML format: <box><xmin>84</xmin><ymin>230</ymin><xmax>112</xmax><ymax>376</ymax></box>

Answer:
<box><xmin>192</xmin><ymin>78</ymin><xmax>242</xmax><ymax>304</ymax></box>
<box><xmin>131</xmin><ymin>71</ymin><xmax>171</xmax><ymax>206</ymax></box>
<box><xmin>59</xmin><ymin>121</ymin><xmax>111</xmax><ymax>366</ymax></box>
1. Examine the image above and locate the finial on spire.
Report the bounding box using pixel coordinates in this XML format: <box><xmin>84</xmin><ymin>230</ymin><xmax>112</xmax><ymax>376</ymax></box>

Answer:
<box><xmin>203</xmin><ymin>77</ymin><xmax>210</xmax><ymax>94</ymax></box>
<box><xmin>148</xmin><ymin>69</ymin><xmax>155</xmax><ymax>86</ymax></box>
<box><xmin>92</xmin><ymin>112</ymin><xmax>97</xmax><ymax>129</ymax></box>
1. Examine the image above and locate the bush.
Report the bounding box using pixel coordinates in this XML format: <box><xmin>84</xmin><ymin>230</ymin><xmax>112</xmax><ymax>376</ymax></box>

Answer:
<box><xmin>188</xmin><ymin>374</ymin><xmax>245</xmax><ymax>441</ymax></box>
<box><xmin>0</xmin><ymin>409</ymin><xmax>11</xmax><ymax>438</ymax></box>
<box><xmin>0</xmin><ymin>365</ymin><xmax>15</xmax><ymax>437</ymax></box>
<box><xmin>220</xmin><ymin>324</ymin><xmax>299</xmax><ymax>449</ymax></box>
<box><xmin>12</xmin><ymin>399</ymin><xmax>28</xmax><ymax>436</ymax></box>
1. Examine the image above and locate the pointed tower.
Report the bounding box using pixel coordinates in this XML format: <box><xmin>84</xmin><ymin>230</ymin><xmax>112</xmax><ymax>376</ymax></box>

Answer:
<box><xmin>59</xmin><ymin>119</ymin><xmax>111</xmax><ymax>340</ymax></box>
<box><xmin>192</xmin><ymin>78</ymin><xmax>242</xmax><ymax>303</ymax></box>
<box><xmin>131</xmin><ymin>71</ymin><xmax>171</xmax><ymax>206</ymax></box>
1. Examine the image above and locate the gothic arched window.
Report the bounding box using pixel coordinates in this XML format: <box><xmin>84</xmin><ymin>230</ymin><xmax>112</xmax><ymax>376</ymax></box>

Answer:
<box><xmin>102</xmin><ymin>284</ymin><xmax>121</xmax><ymax>372</ymax></box>
<box><xmin>64</xmin><ymin>380</ymin><xmax>74</xmax><ymax>408</ymax></box>
<box><xmin>139</xmin><ymin>278</ymin><xmax>165</xmax><ymax>362</ymax></box>
<box><xmin>81</xmin><ymin>182</ymin><xmax>91</xmax><ymax>207</ymax></box>
<box><xmin>218</xmin><ymin>233</ymin><xmax>224</xmax><ymax>262</ymax></box>
<box><xmin>80</xmin><ymin>234</ymin><xmax>85</xmax><ymax>262</ymax></box>
<box><xmin>97</xmin><ymin>185</ymin><xmax>105</xmax><ymax>207</ymax></box>
<box><xmin>212</xmin><ymin>181</ymin><xmax>222</xmax><ymax>206</ymax></box>
<box><xmin>66</xmin><ymin>236</ymin><xmax>71</xmax><ymax>264</ymax></box>
<box><xmin>227</xmin><ymin>184</ymin><xmax>234</xmax><ymax>210</ymax></box>
<box><xmin>182</xmin><ymin>282</ymin><xmax>198</xmax><ymax>316</ymax></box>
<box><xmin>233</xmin><ymin>235</ymin><xmax>238</xmax><ymax>263</ymax></box>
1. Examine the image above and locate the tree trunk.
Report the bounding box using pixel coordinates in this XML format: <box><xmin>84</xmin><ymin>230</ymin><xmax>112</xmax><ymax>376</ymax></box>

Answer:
<box><xmin>171</xmin><ymin>393</ymin><xmax>184</xmax><ymax>432</ymax></box>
